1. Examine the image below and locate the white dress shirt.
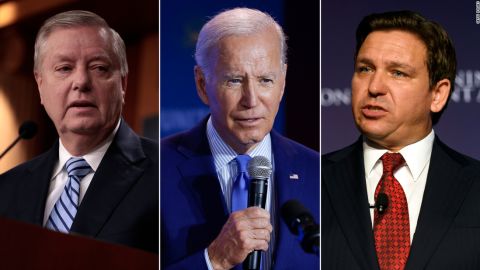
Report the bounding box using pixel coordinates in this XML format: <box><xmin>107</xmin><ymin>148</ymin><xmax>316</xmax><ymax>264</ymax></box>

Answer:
<box><xmin>203</xmin><ymin>117</ymin><xmax>274</xmax><ymax>269</ymax></box>
<box><xmin>43</xmin><ymin>120</ymin><xmax>121</xmax><ymax>225</ymax></box>
<box><xmin>364</xmin><ymin>130</ymin><xmax>434</xmax><ymax>243</ymax></box>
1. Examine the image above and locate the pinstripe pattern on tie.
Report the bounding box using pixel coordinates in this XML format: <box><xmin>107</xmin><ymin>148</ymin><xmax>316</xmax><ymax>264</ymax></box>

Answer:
<box><xmin>46</xmin><ymin>157</ymin><xmax>92</xmax><ymax>233</ymax></box>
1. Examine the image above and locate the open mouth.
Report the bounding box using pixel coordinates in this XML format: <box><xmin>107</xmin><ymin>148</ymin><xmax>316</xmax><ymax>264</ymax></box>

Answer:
<box><xmin>361</xmin><ymin>105</ymin><xmax>386</xmax><ymax>118</ymax></box>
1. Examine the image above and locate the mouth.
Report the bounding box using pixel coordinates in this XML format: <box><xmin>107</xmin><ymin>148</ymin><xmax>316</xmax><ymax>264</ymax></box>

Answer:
<box><xmin>235</xmin><ymin>117</ymin><xmax>263</xmax><ymax>126</ymax></box>
<box><xmin>68</xmin><ymin>100</ymin><xmax>96</xmax><ymax>109</ymax></box>
<box><xmin>361</xmin><ymin>104</ymin><xmax>387</xmax><ymax>118</ymax></box>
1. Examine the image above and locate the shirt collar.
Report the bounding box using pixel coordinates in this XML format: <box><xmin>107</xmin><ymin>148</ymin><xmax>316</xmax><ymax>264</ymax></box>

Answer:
<box><xmin>206</xmin><ymin>116</ymin><xmax>272</xmax><ymax>171</ymax></box>
<box><xmin>363</xmin><ymin>129</ymin><xmax>435</xmax><ymax>181</ymax></box>
<box><xmin>52</xmin><ymin>119</ymin><xmax>121</xmax><ymax>179</ymax></box>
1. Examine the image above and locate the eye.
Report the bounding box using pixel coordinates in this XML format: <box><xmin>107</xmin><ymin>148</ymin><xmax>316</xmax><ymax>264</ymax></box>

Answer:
<box><xmin>55</xmin><ymin>65</ymin><xmax>72</xmax><ymax>73</ymax></box>
<box><xmin>260</xmin><ymin>78</ymin><xmax>273</xmax><ymax>83</ymax></box>
<box><xmin>228</xmin><ymin>78</ymin><xmax>241</xmax><ymax>83</ymax></box>
<box><xmin>91</xmin><ymin>65</ymin><xmax>109</xmax><ymax>73</ymax></box>
<box><xmin>392</xmin><ymin>70</ymin><xmax>407</xmax><ymax>78</ymax></box>
<box><xmin>226</xmin><ymin>78</ymin><xmax>242</xmax><ymax>87</ymax></box>
<box><xmin>356</xmin><ymin>65</ymin><xmax>373</xmax><ymax>73</ymax></box>
<box><xmin>260</xmin><ymin>78</ymin><xmax>274</xmax><ymax>85</ymax></box>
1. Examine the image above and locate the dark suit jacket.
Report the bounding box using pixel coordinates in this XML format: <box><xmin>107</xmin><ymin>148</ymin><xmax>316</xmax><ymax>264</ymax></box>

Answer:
<box><xmin>161</xmin><ymin>119</ymin><xmax>319</xmax><ymax>269</ymax></box>
<box><xmin>322</xmin><ymin>136</ymin><xmax>480</xmax><ymax>269</ymax></box>
<box><xmin>0</xmin><ymin>120</ymin><xmax>158</xmax><ymax>253</ymax></box>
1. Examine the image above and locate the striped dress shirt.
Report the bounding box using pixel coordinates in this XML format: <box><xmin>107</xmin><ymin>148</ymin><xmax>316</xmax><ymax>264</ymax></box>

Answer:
<box><xmin>204</xmin><ymin>117</ymin><xmax>276</xmax><ymax>270</ymax></box>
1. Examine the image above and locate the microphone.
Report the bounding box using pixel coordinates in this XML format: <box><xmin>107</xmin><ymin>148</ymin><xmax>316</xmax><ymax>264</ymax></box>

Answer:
<box><xmin>0</xmin><ymin>121</ymin><xmax>38</xmax><ymax>160</ymax></box>
<box><xmin>243</xmin><ymin>156</ymin><xmax>272</xmax><ymax>270</ymax></box>
<box><xmin>281</xmin><ymin>200</ymin><xmax>319</xmax><ymax>256</ymax></box>
<box><xmin>369</xmin><ymin>193</ymin><xmax>389</xmax><ymax>214</ymax></box>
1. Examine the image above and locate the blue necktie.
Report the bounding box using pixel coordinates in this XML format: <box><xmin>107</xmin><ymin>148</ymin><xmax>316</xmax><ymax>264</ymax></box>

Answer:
<box><xmin>231</xmin><ymin>155</ymin><xmax>251</xmax><ymax>212</ymax></box>
<box><xmin>46</xmin><ymin>157</ymin><xmax>92</xmax><ymax>233</ymax></box>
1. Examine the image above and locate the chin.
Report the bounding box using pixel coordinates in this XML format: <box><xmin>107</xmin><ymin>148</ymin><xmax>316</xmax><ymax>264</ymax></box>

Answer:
<box><xmin>63</xmin><ymin>121</ymin><xmax>103</xmax><ymax>135</ymax></box>
<box><xmin>238</xmin><ymin>132</ymin><xmax>266</xmax><ymax>145</ymax></box>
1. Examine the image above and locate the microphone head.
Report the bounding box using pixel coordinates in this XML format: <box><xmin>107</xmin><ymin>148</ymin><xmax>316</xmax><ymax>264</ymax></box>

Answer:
<box><xmin>281</xmin><ymin>199</ymin><xmax>311</xmax><ymax>234</ymax></box>
<box><xmin>281</xmin><ymin>199</ymin><xmax>319</xmax><ymax>255</ymax></box>
<box><xmin>247</xmin><ymin>156</ymin><xmax>272</xmax><ymax>180</ymax></box>
<box><xmin>18</xmin><ymin>121</ymin><xmax>38</xmax><ymax>140</ymax></box>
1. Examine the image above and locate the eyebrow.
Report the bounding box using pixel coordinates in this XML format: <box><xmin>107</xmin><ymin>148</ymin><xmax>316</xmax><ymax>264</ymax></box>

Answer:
<box><xmin>355</xmin><ymin>57</ymin><xmax>417</xmax><ymax>73</ymax></box>
<box><xmin>222</xmin><ymin>72</ymin><xmax>278</xmax><ymax>79</ymax></box>
<box><xmin>88</xmin><ymin>55</ymin><xmax>112</xmax><ymax>63</ymax></box>
<box><xmin>49</xmin><ymin>53</ymin><xmax>112</xmax><ymax>64</ymax></box>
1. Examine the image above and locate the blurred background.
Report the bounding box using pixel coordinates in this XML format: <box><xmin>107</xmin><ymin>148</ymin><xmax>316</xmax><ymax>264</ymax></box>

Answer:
<box><xmin>322</xmin><ymin>0</ymin><xmax>480</xmax><ymax>157</ymax></box>
<box><xmin>0</xmin><ymin>0</ymin><xmax>158</xmax><ymax>173</ymax></box>
<box><xmin>160</xmin><ymin>0</ymin><xmax>319</xmax><ymax>151</ymax></box>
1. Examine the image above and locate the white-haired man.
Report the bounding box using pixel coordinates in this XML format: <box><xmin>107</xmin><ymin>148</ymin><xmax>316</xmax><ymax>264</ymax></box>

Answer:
<box><xmin>0</xmin><ymin>10</ymin><xmax>158</xmax><ymax>253</ymax></box>
<box><xmin>161</xmin><ymin>7</ymin><xmax>319</xmax><ymax>269</ymax></box>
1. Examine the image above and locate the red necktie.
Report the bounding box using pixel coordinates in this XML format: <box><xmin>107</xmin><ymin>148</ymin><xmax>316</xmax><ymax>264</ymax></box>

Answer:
<box><xmin>374</xmin><ymin>153</ymin><xmax>410</xmax><ymax>270</ymax></box>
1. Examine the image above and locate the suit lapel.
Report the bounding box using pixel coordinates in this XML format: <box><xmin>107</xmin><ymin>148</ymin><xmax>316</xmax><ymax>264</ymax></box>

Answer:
<box><xmin>270</xmin><ymin>132</ymin><xmax>320</xmax><ymax>266</ymax></box>
<box><xmin>71</xmin><ymin>121</ymin><xmax>151</xmax><ymax>236</ymax></box>
<box><xmin>273</xmin><ymin>132</ymin><xmax>304</xmax><ymax>209</ymax></box>
<box><xmin>176</xmin><ymin>119</ymin><xmax>229</xmax><ymax>229</ymax></box>
<box><xmin>272</xmin><ymin>133</ymin><xmax>305</xmax><ymax>262</ymax></box>
<box><xmin>406</xmin><ymin>138</ymin><xmax>475</xmax><ymax>269</ymax></box>
<box><xmin>323</xmin><ymin>139</ymin><xmax>379</xmax><ymax>270</ymax></box>
<box><xmin>19</xmin><ymin>144</ymin><xmax>58</xmax><ymax>225</ymax></box>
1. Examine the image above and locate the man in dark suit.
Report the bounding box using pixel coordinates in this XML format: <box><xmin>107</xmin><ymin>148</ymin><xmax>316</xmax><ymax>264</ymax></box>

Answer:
<box><xmin>161</xmin><ymin>8</ymin><xmax>319</xmax><ymax>269</ymax></box>
<box><xmin>0</xmin><ymin>10</ymin><xmax>158</xmax><ymax>253</ymax></box>
<box><xmin>322</xmin><ymin>10</ymin><xmax>480</xmax><ymax>269</ymax></box>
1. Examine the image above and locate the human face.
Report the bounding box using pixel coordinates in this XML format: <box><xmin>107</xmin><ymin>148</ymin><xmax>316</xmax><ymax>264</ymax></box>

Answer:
<box><xmin>195</xmin><ymin>28</ymin><xmax>286</xmax><ymax>154</ymax></box>
<box><xmin>351</xmin><ymin>30</ymin><xmax>444</xmax><ymax>151</ymax></box>
<box><xmin>35</xmin><ymin>26</ymin><xmax>126</xmax><ymax>138</ymax></box>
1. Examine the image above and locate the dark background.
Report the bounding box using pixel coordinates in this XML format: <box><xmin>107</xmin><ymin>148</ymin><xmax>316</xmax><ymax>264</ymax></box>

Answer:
<box><xmin>322</xmin><ymin>0</ymin><xmax>480</xmax><ymax>157</ymax></box>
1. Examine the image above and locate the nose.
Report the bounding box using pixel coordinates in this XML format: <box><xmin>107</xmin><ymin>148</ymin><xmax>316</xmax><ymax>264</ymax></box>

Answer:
<box><xmin>72</xmin><ymin>68</ymin><xmax>92</xmax><ymax>92</ymax></box>
<box><xmin>368</xmin><ymin>71</ymin><xmax>388</xmax><ymax>97</ymax></box>
<box><xmin>240</xmin><ymin>79</ymin><xmax>258</xmax><ymax>108</ymax></box>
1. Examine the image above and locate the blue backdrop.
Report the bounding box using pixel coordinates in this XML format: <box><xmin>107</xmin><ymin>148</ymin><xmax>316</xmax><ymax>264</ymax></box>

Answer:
<box><xmin>322</xmin><ymin>0</ymin><xmax>480</xmax><ymax>158</ymax></box>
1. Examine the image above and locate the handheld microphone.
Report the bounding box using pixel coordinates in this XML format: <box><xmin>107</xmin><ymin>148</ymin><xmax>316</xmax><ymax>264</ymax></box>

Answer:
<box><xmin>0</xmin><ymin>121</ymin><xmax>38</xmax><ymax>160</ymax></box>
<box><xmin>243</xmin><ymin>156</ymin><xmax>272</xmax><ymax>270</ymax></box>
<box><xmin>369</xmin><ymin>193</ymin><xmax>389</xmax><ymax>214</ymax></box>
<box><xmin>281</xmin><ymin>200</ymin><xmax>319</xmax><ymax>256</ymax></box>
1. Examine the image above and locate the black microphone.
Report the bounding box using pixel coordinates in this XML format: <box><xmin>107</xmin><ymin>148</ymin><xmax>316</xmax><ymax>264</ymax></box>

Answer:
<box><xmin>0</xmin><ymin>121</ymin><xmax>38</xmax><ymax>160</ymax></box>
<box><xmin>369</xmin><ymin>193</ymin><xmax>389</xmax><ymax>214</ymax></box>
<box><xmin>243</xmin><ymin>156</ymin><xmax>272</xmax><ymax>270</ymax></box>
<box><xmin>281</xmin><ymin>200</ymin><xmax>319</xmax><ymax>256</ymax></box>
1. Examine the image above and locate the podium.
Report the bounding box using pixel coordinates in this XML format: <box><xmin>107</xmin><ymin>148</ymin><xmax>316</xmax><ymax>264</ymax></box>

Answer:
<box><xmin>0</xmin><ymin>217</ymin><xmax>158</xmax><ymax>269</ymax></box>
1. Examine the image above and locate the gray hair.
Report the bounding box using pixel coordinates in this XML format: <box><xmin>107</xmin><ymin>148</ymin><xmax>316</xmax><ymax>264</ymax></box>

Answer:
<box><xmin>195</xmin><ymin>8</ymin><xmax>287</xmax><ymax>78</ymax></box>
<box><xmin>34</xmin><ymin>10</ymin><xmax>128</xmax><ymax>76</ymax></box>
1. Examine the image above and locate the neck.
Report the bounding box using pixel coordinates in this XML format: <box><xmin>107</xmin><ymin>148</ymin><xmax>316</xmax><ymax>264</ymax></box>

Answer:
<box><xmin>60</xmin><ymin>128</ymin><xmax>113</xmax><ymax>156</ymax></box>
<box><xmin>232</xmin><ymin>143</ymin><xmax>257</xmax><ymax>155</ymax></box>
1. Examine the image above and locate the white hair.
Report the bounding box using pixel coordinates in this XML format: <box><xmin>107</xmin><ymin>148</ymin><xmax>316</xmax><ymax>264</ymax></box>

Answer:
<box><xmin>34</xmin><ymin>10</ymin><xmax>128</xmax><ymax>76</ymax></box>
<box><xmin>194</xmin><ymin>7</ymin><xmax>287</xmax><ymax>78</ymax></box>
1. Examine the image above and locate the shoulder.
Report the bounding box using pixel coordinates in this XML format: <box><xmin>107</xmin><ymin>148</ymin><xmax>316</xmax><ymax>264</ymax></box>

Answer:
<box><xmin>161</xmin><ymin>129</ymin><xmax>187</xmax><ymax>150</ymax></box>
<box><xmin>0</xmin><ymin>148</ymin><xmax>54</xmax><ymax>198</ymax></box>
<box><xmin>271</xmin><ymin>132</ymin><xmax>318</xmax><ymax>158</ymax></box>
<box><xmin>322</xmin><ymin>139</ymin><xmax>362</xmax><ymax>167</ymax></box>
<box><xmin>1</xmin><ymin>147</ymin><xmax>56</xmax><ymax>178</ymax></box>
<box><xmin>139</xmin><ymin>136</ymin><xmax>159</xmax><ymax>162</ymax></box>
<box><xmin>161</xmin><ymin>119</ymin><xmax>209</xmax><ymax>157</ymax></box>
<box><xmin>434</xmin><ymin>137</ymin><xmax>480</xmax><ymax>169</ymax></box>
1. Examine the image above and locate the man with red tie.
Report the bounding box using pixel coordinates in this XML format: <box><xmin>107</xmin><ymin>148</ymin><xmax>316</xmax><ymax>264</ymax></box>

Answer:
<box><xmin>322</xmin><ymin>10</ymin><xmax>480</xmax><ymax>269</ymax></box>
